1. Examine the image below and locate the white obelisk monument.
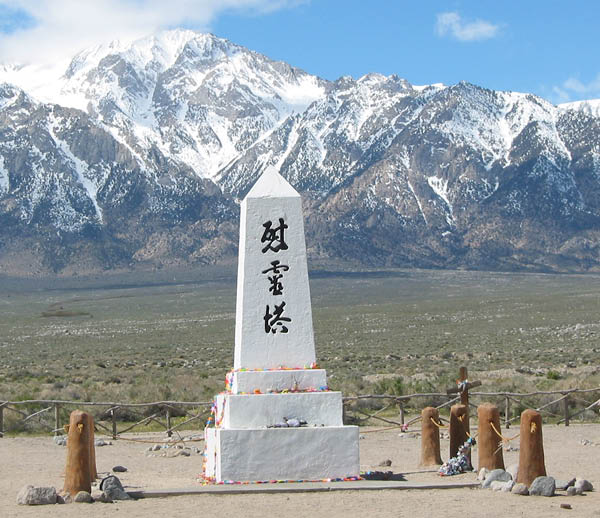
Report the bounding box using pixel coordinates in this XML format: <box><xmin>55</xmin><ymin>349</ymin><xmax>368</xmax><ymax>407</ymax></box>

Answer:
<box><xmin>204</xmin><ymin>166</ymin><xmax>359</xmax><ymax>483</ymax></box>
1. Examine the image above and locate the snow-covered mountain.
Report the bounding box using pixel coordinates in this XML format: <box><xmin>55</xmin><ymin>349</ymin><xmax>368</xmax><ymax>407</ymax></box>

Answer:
<box><xmin>1</xmin><ymin>29</ymin><xmax>600</xmax><ymax>275</ymax></box>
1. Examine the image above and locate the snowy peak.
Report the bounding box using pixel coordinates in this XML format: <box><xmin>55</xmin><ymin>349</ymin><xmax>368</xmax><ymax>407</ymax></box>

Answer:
<box><xmin>1</xmin><ymin>30</ymin><xmax>600</xmax><ymax>274</ymax></box>
<box><xmin>559</xmin><ymin>99</ymin><xmax>600</xmax><ymax>118</ymax></box>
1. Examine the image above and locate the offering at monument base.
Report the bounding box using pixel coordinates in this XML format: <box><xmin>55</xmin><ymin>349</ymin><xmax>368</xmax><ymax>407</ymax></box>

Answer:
<box><xmin>203</xmin><ymin>167</ymin><xmax>359</xmax><ymax>483</ymax></box>
<box><xmin>226</xmin><ymin>368</ymin><xmax>328</xmax><ymax>394</ymax></box>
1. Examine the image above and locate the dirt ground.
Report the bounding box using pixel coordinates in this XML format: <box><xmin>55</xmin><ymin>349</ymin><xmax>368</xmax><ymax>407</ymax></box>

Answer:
<box><xmin>1</xmin><ymin>424</ymin><xmax>599</xmax><ymax>518</ymax></box>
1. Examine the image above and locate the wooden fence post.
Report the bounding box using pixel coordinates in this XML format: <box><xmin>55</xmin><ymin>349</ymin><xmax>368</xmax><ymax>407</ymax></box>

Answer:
<box><xmin>166</xmin><ymin>407</ymin><xmax>173</xmax><ymax>437</ymax></box>
<box><xmin>398</xmin><ymin>400</ymin><xmax>405</xmax><ymax>426</ymax></box>
<box><xmin>111</xmin><ymin>408</ymin><xmax>118</xmax><ymax>440</ymax></box>
<box><xmin>459</xmin><ymin>366</ymin><xmax>469</xmax><ymax>407</ymax></box>
<box><xmin>563</xmin><ymin>394</ymin><xmax>570</xmax><ymax>427</ymax></box>
<box><xmin>505</xmin><ymin>396</ymin><xmax>510</xmax><ymax>429</ymax></box>
<box><xmin>0</xmin><ymin>404</ymin><xmax>4</xmax><ymax>437</ymax></box>
<box><xmin>54</xmin><ymin>404</ymin><xmax>60</xmax><ymax>436</ymax></box>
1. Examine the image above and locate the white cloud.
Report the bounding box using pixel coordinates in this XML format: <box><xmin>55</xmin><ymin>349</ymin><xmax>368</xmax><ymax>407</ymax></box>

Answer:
<box><xmin>551</xmin><ymin>74</ymin><xmax>600</xmax><ymax>103</ymax></box>
<box><xmin>0</xmin><ymin>0</ymin><xmax>304</xmax><ymax>64</ymax></box>
<box><xmin>435</xmin><ymin>12</ymin><xmax>499</xmax><ymax>42</ymax></box>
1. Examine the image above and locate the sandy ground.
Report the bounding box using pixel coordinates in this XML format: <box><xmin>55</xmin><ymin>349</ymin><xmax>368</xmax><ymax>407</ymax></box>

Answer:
<box><xmin>1</xmin><ymin>424</ymin><xmax>599</xmax><ymax>518</ymax></box>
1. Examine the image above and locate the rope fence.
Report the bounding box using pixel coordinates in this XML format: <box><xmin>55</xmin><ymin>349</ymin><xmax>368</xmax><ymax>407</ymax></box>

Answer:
<box><xmin>1</xmin><ymin>387</ymin><xmax>599</xmax><ymax>438</ymax></box>
<box><xmin>342</xmin><ymin>387</ymin><xmax>600</xmax><ymax>430</ymax></box>
<box><xmin>0</xmin><ymin>400</ymin><xmax>212</xmax><ymax>439</ymax></box>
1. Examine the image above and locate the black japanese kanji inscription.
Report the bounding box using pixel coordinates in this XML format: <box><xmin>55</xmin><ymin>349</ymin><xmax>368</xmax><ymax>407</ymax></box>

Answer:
<box><xmin>261</xmin><ymin>218</ymin><xmax>288</xmax><ymax>253</ymax></box>
<box><xmin>264</xmin><ymin>301</ymin><xmax>291</xmax><ymax>334</ymax></box>
<box><xmin>261</xmin><ymin>260</ymin><xmax>290</xmax><ymax>295</ymax></box>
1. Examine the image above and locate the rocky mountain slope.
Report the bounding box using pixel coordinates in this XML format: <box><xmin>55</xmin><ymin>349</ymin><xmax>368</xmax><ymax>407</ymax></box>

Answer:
<box><xmin>1</xmin><ymin>29</ymin><xmax>599</xmax><ymax>275</ymax></box>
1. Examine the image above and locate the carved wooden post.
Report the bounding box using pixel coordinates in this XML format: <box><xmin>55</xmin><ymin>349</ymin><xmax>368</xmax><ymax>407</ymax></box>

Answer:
<box><xmin>85</xmin><ymin>414</ymin><xmax>98</xmax><ymax>481</ymax></box>
<box><xmin>449</xmin><ymin>404</ymin><xmax>470</xmax><ymax>464</ymax></box>
<box><xmin>477</xmin><ymin>403</ymin><xmax>505</xmax><ymax>471</ymax></box>
<box><xmin>420</xmin><ymin>407</ymin><xmax>443</xmax><ymax>466</ymax></box>
<box><xmin>563</xmin><ymin>395</ymin><xmax>570</xmax><ymax>427</ymax></box>
<box><xmin>63</xmin><ymin>410</ymin><xmax>92</xmax><ymax>496</ymax></box>
<box><xmin>516</xmin><ymin>409</ymin><xmax>546</xmax><ymax>486</ymax></box>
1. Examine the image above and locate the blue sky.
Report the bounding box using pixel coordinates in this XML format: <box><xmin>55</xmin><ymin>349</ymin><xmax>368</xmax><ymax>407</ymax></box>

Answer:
<box><xmin>0</xmin><ymin>0</ymin><xmax>598</xmax><ymax>104</ymax></box>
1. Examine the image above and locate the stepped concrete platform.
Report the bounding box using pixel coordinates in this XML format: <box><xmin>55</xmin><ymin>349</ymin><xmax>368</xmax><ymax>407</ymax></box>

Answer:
<box><xmin>215</xmin><ymin>391</ymin><xmax>343</xmax><ymax>428</ymax></box>
<box><xmin>227</xmin><ymin>369</ymin><xmax>327</xmax><ymax>394</ymax></box>
<box><xmin>205</xmin><ymin>426</ymin><xmax>359</xmax><ymax>482</ymax></box>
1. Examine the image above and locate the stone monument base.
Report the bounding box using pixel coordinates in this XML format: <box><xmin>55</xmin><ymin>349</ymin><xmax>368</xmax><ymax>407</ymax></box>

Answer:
<box><xmin>204</xmin><ymin>426</ymin><xmax>359</xmax><ymax>482</ymax></box>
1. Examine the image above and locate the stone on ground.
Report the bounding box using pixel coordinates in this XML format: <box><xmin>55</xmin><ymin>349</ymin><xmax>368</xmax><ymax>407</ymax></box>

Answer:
<box><xmin>92</xmin><ymin>491</ymin><xmax>113</xmax><ymax>503</ymax></box>
<box><xmin>482</xmin><ymin>469</ymin><xmax>512</xmax><ymax>488</ymax></box>
<box><xmin>490</xmin><ymin>480</ymin><xmax>514</xmax><ymax>492</ymax></box>
<box><xmin>528</xmin><ymin>476</ymin><xmax>556</xmax><ymax>497</ymax></box>
<box><xmin>575</xmin><ymin>478</ymin><xmax>593</xmax><ymax>492</ymax></box>
<box><xmin>74</xmin><ymin>491</ymin><xmax>93</xmax><ymax>503</ymax></box>
<box><xmin>16</xmin><ymin>485</ymin><xmax>57</xmax><ymax>505</ymax></box>
<box><xmin>555</xmin><ymin>478</ymin><xmax>575</xmax><ymax>490</ymax></box>
<box><xmin>477</xmin><ymin>467</ymin><xmax>489</xmax><ymax>481</ymax></box>
<box><xmin>511</xmin><ymin>482</ymin><xmax>529</xmax><ymax>495</ymax></box>
<box><xmin>112</xmin><ymin>465</ymin><xmax>127</xmax><ymax>472</ymax></box>
<box><xmin>100</xmin><ymin>475</ymin><xmax>131</xmax><ymax>501</ymax></box>
<box><xmin>501</xmin><ymin>479</ymin><xmax>515</xmax><ymax>492</ymax></box>
<box><xmin>566</xmin><ymin>486</ymin><xmax>577</xmax><ymax>496</ymax></box>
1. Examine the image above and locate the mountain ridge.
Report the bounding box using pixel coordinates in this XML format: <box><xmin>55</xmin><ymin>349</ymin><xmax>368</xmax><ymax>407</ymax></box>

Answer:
<box><xmin>1</xmin><ymin>29</ymin><xmax>600</xmax><ymax>276</ymax></box>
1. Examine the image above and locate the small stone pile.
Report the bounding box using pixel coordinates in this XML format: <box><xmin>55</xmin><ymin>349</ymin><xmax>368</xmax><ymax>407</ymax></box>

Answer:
<box><xmin>16</xmin><ymin>475</ymin><xmax>132</xmax><ymax>506</ymax></box>
<box><xmin>479</xmin><ymin>466</ymin><xmax>594</xmax><ymax>497</ymax></box>
<box><xmin>146</xmin><ymin>442</ymin><xmax>200</xmax><ymax>457</ymax></box>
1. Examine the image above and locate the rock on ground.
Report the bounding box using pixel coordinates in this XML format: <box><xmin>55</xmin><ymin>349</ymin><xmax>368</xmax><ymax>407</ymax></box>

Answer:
<box><xmin>575</xmin><ymin>478</ymin><xmax>594</xmax><ymax>492</ymax></box>
<box><xmin>566</xmin><ymin>486</ymin><xmax>577</xmax><ymax>496</ymax></box>
<box><xmin>477</xmin><ymin>468</ymin><xmax>488</xmax><ymax>481</ymax></box>
<box><xmin>16</xmin><ymin>485</ymin><xmax>57</xmax><ymax>505</ymax></box>
<box><xmin>501</xmin><ymin>479</ymin><xmax>515</xmax><ymax>493</ymax></box>
<box><xmin>74</xmin><ymin>491</ymin><xmax>93</xmax><ymax>503</ymax></box>
<box><xmin>482</xmin><ymin>469</ymin><xmax>512</xmax><ymax>488</ymax></box>
<box><xmin>555</xmin><ymin>478</ymin><xmax>575</xmax><ymax>490</ymax></box>
<box><xmin>511</xmin><ymin>483</ymin><xmax>529</xmax><ymax>495</ymax></box>
<box><xmin>490</xmin><ymin>480</ymin><xmax>514</xmax><ymax>492</ymax></box>
<box><xmin>92</xmin><ymin>491</ymin><xmax>114</xmax><ymax>503</ymax></box>
<box><xmin>99</xmin><ymin>475</ymin><xmax>131</xmax><ymax>501</ymax></box>
<box><xmin>529</xmin><ymin>476</ymin><xmax>556</xmax><ymax>497</ymax></box>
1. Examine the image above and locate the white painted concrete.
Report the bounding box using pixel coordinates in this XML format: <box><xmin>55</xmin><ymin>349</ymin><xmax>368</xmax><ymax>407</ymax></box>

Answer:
<box><xmin>228</xmin><ymin>369</ymin><xmax>327</xmax><ymax>394</ymax></box>
<box><xmin>216</xmin><ymin>391</ymin><xmax>343</xmax><ymax>429</ymax></box>
<box><xmin>204</xmin><ymin>167</ymin><xmax>360</xmax><ymax>484</ymax></box>
<box><xmin>205</xmin><ymin>426</ymin><xmax>360</xmax><ymax>482</ymax></box>
<box><xmin>234</xmin><ymin>166</ymin><xmax>315</xmax><ymax>370</ymax></box>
